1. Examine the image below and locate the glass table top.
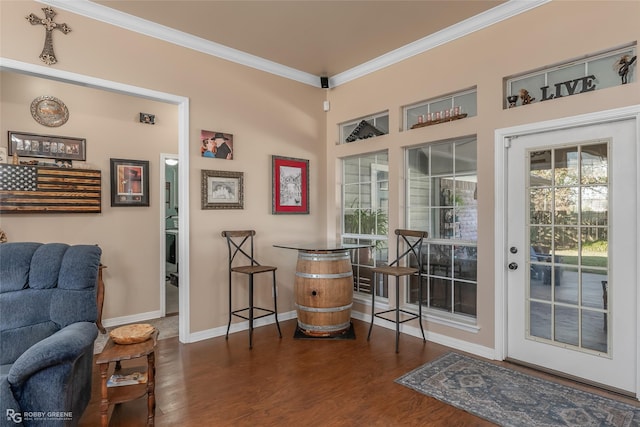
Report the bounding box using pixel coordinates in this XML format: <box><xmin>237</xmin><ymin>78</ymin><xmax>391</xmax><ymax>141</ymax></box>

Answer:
<box><xmin>273</xmin><ymin>242</ymin><xmax>372</xmax><ymax>252</ymax></box>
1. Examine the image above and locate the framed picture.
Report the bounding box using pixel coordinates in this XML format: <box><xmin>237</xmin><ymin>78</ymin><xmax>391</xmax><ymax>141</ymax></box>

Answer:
<box><xmin>8</xmin><ymin>131</ymin><xmax>86</xmax><ymax>161</ymax></box>
<box><xmin>272</xmin><ymin>155</ymin><xmax>309</xmax><ymax>214</ymax></box>
<box><xmin>201</xmin><ymin>169</ymin><xmax>243</xmax><ymax>210</ymax></box>
<box><xmin>110</xmin><ymin>158</ymin><xmax>150</xmax><ymax>207</ymax></box>
<box><xmin>200</xmin><ymin>130</ymin><xmax>234</xmax><ymax>160</ymax></box>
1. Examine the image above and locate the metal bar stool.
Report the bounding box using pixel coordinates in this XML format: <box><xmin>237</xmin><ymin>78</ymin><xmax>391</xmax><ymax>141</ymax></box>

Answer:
<box><xmin>367</xmin><ymin>229</ymin><xmax>428</xmax><ymax>353</ymax></box>
<box><xmin>222</xmin><ymin>230</ymin><xmax>282</xmax><ymax>348</ymax></box>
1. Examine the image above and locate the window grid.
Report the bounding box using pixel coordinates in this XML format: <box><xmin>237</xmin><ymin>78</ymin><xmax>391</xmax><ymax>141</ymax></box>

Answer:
<box><xmin>406</xmin><ymin>138</ymin><xmax>478</xmax><ymax>320</ymax></box>
<box><xmin>342</xmin><ymin>152</ymin><xmax>389</xmax><ymax>298</ymax></box>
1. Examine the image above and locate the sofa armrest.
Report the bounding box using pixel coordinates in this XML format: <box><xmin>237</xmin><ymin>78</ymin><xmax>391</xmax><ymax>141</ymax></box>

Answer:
<box><xmin>7</xmin><ymin>322</ymin><xmax>97</xmax><ymax>388</ymax></box>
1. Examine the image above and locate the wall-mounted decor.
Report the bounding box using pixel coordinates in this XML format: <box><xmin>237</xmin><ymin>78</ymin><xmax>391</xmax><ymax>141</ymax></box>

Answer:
<box><xmin>201</xmin><ymin>169</ymin><xmax>243</xmax><ymax>210</ymax></box>
<box><xmin>139</xmin><ymin>113</ymin><xmax>155</xmax><ymax>125</ymax></box>
<box><xmin>110</xmin><ymin>158</ymin><xmax>149</xmax><ymax>207</ymax></box>
<box><xmin>26</xmin><ymin>6</ymin><xmax>71</xmax><ymax>66</ymax></box>
<box><xmin>9</xmin><ymin>131</ymin><xmax>85</xmax><ymax>161</ymax></box>
<box><xmin>345</xmin><ymin>120</ymin><xmax>385</xmax><ymax>142</ymax></box>
<box><xmin>272</xmin><ymin>155</ymin><xmax>309</xmax><ymax>215</ymax></box>
<box><xmin>30</xmin><ymin>95</ymin><xmax>69</xmax><ymax>127</ymax></box>
<box><xmin>200</xmin><ymin>130</ymin><xmax>234</xmax><ymax>159</ymax></box>
<box><xmin>0</xmin><ymin>164</ymin><xmax>101</xmax><ymax>213</ymax></box>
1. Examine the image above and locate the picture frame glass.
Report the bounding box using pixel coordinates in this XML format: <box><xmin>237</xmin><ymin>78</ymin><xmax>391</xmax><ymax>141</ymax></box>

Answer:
<box><xmin>110</xmin><ymin>158</ymin><xmax>150</xmax><ymax>207</ymax></box>
<box><xmin>8</xmin><ymin>131</ymin><xmax>86</xmax><ymax>161</ymax></box>
<box><xmin>272</xmin><ymin>155</ymin><xmax>309</xmax><ymax>214</ymax></box>
<box><xmin>201</xmin><ymin>170</ymin><xmax>243</xmax><ymax>209</ymax></box>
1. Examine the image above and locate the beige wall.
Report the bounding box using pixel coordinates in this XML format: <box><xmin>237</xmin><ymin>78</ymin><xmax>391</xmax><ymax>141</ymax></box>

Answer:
<box><xmin>1</xmin><ymin>1</ymin><xmax>326</xmax><ymax>334</ymax></box>
<box><xmin>325</xmin><ymin>0</ymin><xmax>640</xmax><ymax>348</ymax></box>
<box><xmin>1</xmin><ymin>1</ymin><xmax>638</xmax><ymax>349</ymax></box>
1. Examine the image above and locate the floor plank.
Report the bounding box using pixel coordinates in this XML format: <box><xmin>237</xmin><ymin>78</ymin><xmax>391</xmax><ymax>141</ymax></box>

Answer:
<box><xmin>80</xmin><ymin>318</ymin><xmax>636</xmax><ymax>426</ymax></box>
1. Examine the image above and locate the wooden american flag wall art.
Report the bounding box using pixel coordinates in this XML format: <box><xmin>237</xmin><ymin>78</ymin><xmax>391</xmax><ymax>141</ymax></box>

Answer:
<box><xmin>0</xmin><ymin>164</ymin><xmax>101</xmax><ymax>213</ymax></box>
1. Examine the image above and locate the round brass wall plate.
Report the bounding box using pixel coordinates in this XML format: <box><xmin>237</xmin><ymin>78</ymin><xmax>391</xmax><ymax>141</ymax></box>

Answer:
<box><xmin>30</xmin><ymin>95</ymin><xmax>69</xmax><ymax>127</ymax></box>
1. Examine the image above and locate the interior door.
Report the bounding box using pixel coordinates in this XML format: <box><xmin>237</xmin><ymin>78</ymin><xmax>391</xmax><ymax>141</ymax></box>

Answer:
<box><xmin>506</xmin><ymin>119</ymin><xmax>637</xmax><ymax>394</ymax></box>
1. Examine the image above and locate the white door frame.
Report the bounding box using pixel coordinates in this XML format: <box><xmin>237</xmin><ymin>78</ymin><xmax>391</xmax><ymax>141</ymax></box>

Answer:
<box><xmin>0</xmin><ymin>58</ymin><xmax>192</xmax><ymax>344</ymax></box>
<box><xmin>494</xmin><ymin>105</ymin><xmax>640</xmax><ymax>396</ymax></box>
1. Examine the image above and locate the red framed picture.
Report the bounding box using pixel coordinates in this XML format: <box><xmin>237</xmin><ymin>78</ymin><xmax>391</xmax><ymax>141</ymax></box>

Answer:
<box><xmin>272</xmin><ymin>155</ymin><xmax>309</xmax><ymax>214</ymax></box>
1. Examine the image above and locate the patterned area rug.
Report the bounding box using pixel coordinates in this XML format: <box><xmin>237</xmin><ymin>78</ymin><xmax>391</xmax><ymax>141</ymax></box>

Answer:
<box><xmin>396</xmin><ymin>352</ymin><xmax>640</xmax><ymax>427</ymax></box>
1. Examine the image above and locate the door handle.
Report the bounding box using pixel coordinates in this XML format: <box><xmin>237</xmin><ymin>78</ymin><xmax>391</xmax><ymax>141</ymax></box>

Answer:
<box><xmin>508</xmin><ymin>262</ymin><xmax>518</xmax><ymax>270</ymax></box>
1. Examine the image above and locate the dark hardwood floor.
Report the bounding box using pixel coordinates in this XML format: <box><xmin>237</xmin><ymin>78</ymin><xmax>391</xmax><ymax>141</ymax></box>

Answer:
<box><xmin>80</xmin><ymin>318</ymin><xmax>637</xmax><ymax>426</ymax></box>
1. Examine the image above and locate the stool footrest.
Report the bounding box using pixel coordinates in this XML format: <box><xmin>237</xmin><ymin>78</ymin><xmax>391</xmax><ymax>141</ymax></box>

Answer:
<box><xmin>373</xmin><ymin>308</ymin><xmax>421</xmax><ymax>324</ymax></box>
<box><xmin>231</xmin><ymin>307</ymin><xmax>277</xmax><ymax>322</ymax></box>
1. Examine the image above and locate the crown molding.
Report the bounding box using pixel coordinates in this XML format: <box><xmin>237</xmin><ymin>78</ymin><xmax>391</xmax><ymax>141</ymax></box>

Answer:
<box><xmin>330</xmin><ymin>0</ymin><xmax>550</xmax><ymax>87</ymax></box>
<box><xmin>37</xmin><ymin>0</ymin><xmax>320</xmax><ymax>87</ymax></box>
<box><xmin>38</xmin><ymin>0</ymin><xmax>550</xmax><ymax>89</ymax></box>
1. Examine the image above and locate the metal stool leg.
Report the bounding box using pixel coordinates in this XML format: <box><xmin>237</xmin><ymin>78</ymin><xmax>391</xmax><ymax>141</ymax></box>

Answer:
<box><xmin>248</xmin><ymin>274</ymin><xmax>254</xmax><ymax>349</ymax></box>
<box><xmin>418</xmin><ymin>274</ymin><xmax>426</xmax><ymax>342</ymax></box>
<box><xmin>395</xmin><ymin>277</ymin><xmax>400</xmax><ymax>353</ymax></box>
<box><xmin>367</xmin><ymin>272</ymin><xmax>376</xmax><ymax>341</ymax></box>
<box><xmin>272</xmin><ymin>270</ymin><xmax>282</xmax><ymax>338</ymax></box>
<box><xmin>226</xmin><ymin>269</ymin><xmax>232</xmax><ymax>340</ymax></box>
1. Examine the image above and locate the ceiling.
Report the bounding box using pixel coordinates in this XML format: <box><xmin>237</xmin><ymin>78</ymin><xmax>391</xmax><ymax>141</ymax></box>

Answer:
<box><xmin>92</xmin><ymin>0</ymin><xmax>506</xmax><ymax>78</ymax></box>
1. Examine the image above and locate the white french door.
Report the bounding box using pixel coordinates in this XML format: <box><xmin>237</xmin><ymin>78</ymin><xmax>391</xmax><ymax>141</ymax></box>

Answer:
<box><xmin>504</xmin><ymin>118</ymin><xmax>638</xmax><ymax>394</ymax></box>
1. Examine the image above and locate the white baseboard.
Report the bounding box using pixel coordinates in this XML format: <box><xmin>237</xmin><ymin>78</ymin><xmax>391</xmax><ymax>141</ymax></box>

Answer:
<box><xmin>187</xmin><ymin>310</ymin><xmax>298</xmax><ymax>343</ymax></box>
<box><xmin>351</xmin><ymin>310</ymin><xmax>496</xmax><ymax>360</ymax></box>
<box><xmin>108</xmin><ymin>309</ymin><xmax>495</xmax><ymax>359</ymax></box>
<box><xmin>102</xmin><ymin>310</ymin><xmax>163</xmax><ymax>328</ymax></box>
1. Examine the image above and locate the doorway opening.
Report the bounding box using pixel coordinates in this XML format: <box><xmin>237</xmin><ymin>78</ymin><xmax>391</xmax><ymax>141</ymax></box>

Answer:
<box><xmin>161</xmin><ymin>153</ymin><xmax>179</xmax><ymax>317</ymax></box>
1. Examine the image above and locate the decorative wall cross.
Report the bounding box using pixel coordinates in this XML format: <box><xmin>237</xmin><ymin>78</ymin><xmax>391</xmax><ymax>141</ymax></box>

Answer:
<box><xmin>26</xmin><ymin>6</ymin><xmax>71</xmax><ymax>65</ymax></box>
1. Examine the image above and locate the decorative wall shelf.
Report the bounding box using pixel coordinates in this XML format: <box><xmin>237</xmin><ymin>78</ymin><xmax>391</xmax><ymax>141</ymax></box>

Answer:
<box><xmin>410</xmin><ymin>113</ymin><xmax>468</xmax><ymax>129</ymax></box>
<box><xmin>0</xmin><ymin>164</ymin><xmax>101</xmax><ymax>213</ymax></box>
<box><xmin>404</xmin><ymin>87</ymin><xmax>476</xmax><ymax>130</ymax></box>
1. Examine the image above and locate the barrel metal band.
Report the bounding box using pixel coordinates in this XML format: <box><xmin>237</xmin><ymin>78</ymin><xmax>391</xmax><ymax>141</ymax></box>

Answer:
<box><xmin>295</xmin><ymin>303</ymin><xmax>353</xmax><ymax>313</ymax></box>
<box><xmin>295</xmin><ymin>271</ymin><xmax>353</xmax><ymax>279</ymax></box>
<box><xmin>298</xmin><ymin>251</ymin><xmax>349</xmax><ymax>262</ymax></box>
<box><xmin>298</xmin><ymin>320</ymin><xmax>351</xmax><ymax>332</ymax></box>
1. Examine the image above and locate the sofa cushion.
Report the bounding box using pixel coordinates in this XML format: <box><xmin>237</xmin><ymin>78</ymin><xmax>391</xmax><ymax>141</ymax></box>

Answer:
<box><xmin>28</xmin><ymin>243</ymin><xmax>68</xmax><ymax>289</ymax></box>
<box><xmin>0</xmin><ymin>321</ymin><xmax>58</xmax><ymax>366</ymax></box>
<box><xmin>0</xmin><ymin>243</ymin><xmax>40</xmax><ymax>293</ymax></box>
<box><xmin>58</xmin><ymin>245</ymin><xmax>101</xmax><ymax>291</ymax></box>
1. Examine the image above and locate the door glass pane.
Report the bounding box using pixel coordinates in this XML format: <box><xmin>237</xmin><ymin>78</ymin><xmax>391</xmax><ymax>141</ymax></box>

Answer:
<box><xmin>530</xmin><ymin>188</ymin><xmax>552</xmax><ymax>224</ymax></box>
<box><xmin>581</xmin><ymin>309</ymin><xmax>607</xmax><ymax>353</ymax></box>
<box><xmin>582</xmin><ymin>186</ymin><xmax>608</xmax><ymax>226</ymax></box>
<box><xmin>555</xmin><ymin>147</ymin><xmax>579</xmax><ymax>185</ymax></box>
<box><xmin>555</xmin><ymin>305</ymin><xmax>579</xmax><ymax>346</ymax></box>
<box><xmin>530</xmin><ymin>150</ymin><xmax>552</xmax><ymax>186</ymax></box>
<box><xmin>555</xmin><ymin>266</ymin><xmax>578</xmax><ymax>304</ymax></box>
<box><xmin>555</xmin><ymin>186</ymin><xmax>578</xmax><ymax>225</ymax></box>
<box><xmin>581</xmin><ymin>143</ymin><xmax>608</xmax><ymax>184</ymax></box>
<box><xmin>581</xmin><ymin>269</ymin><xmax>608</xmax><ymax>310</ymax></box>
<box><xmin>527</xmin><ymin>142</ymin><xmax>610</xmax><ymax>355</ymax></box>
<box><xmin>530</xmin><ymin>273</ymin><xmax>551</xmax><ymax>301</ymax></box>
<box><xmin>530</xmin><ymin>301</ymin><xmax>551</xmax><ymax>340</ymax></box>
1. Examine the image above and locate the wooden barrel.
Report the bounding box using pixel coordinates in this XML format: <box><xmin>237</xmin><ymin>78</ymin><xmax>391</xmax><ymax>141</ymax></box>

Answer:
<box><xmin>294</xmin><ymin>250</ymin><xmax>353</xmax><ymax>336</ymax></box>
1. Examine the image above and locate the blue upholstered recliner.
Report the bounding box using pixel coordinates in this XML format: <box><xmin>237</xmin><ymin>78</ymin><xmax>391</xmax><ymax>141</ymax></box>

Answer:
<box><xmin>0</xmin><ymin>242</ymin><xmax>101</xmax><ymax>426</ymax></box>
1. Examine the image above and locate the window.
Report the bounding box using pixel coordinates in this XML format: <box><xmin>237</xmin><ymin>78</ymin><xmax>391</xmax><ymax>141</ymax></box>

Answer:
<box><xmin>342</xmin><ymin>152</ymin><xmax>389</xmax><ymax>297</ymax></box>
<box><xmin>406</xmin><ymin>137</ymin><xmax>478</xmax><ymax>319</ymax></box>
<box><xmin>505</xmin><ymin>45</ymin><xmax>636</xmax><ymax>109</ymax></box>
<box><xmin>339</xmin><ymin>112</ymin><xmax>389</xmax><ymax>144</ymax></box>
<box><xmin>404</xmin><ymin>88</ymin><xmax>477</xmax><ymax>130</ymax></box>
